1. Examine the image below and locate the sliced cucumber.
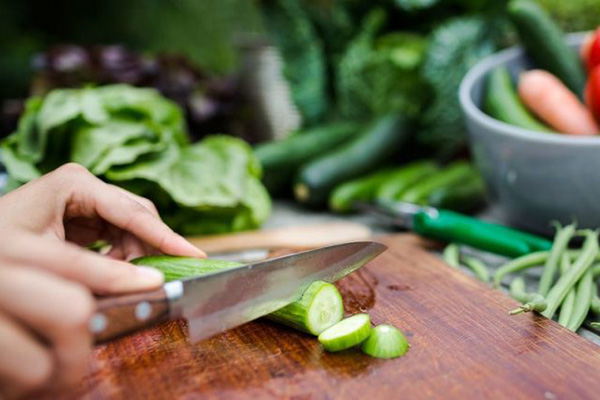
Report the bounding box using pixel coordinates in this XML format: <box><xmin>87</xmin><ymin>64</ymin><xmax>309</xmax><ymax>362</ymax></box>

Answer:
<box><xmin>267</xmin><ymin>281</ymin><xmax>344</xmax><ymax>335</ymax></box>
<box><xmin>318</xmin><ymin>313</ymin><xmax>372</xmax><ymax>352</ymax></box>
<box><xmin>361</xmin><ymin>324</ymin><xmax>409</xmax><ymax>359</ymax></box>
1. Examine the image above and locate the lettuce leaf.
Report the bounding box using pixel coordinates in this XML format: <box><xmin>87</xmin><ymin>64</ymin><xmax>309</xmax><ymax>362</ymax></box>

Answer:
<box><xmin>0</xmin><ymin>84</ymin><xmax>271</xmax><ymax>234</ymax></box>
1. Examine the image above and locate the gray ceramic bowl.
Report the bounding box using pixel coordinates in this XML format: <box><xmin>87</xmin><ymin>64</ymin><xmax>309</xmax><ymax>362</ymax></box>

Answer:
<box><xmin>459</xmin><ymin>33</ymin><xmax>598</xmax><ymax>234</ymax></box>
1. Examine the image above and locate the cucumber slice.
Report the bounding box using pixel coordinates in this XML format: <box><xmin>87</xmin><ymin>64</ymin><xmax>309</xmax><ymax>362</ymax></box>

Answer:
<box><xmin>361</xmin><ymin>324</ymin><xmax>409</xmax><ymax>359</ymax></box>
<box><xmin>318</xmin><ymin>313</ymin><xmax>372</xmax><ymax>352</ymax></box>
<box><xmin>267</xmin><ymin>281</ymin><xmax>344</xmax><ymax>335</ymax></box>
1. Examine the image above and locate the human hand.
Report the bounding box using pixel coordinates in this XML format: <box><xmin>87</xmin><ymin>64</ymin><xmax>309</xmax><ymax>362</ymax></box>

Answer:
<box><xmin>0</xmin><ymin>164</ymin><xmax>204</xmax><ymax>398</ymax></box>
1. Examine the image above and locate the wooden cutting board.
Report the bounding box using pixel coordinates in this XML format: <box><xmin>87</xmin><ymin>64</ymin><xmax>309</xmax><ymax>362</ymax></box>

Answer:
<box><xmin>46</xmin><ymin>234</ymin><xmax>600</xmax><ymax>399</ymax></box>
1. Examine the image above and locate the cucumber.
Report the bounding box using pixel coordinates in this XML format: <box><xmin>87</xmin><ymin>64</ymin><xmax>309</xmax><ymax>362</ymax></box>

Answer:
<box><xmin>295</xmin><ymin>114</ymin><xmax>411</xmax><ymax>207</ymax></box>
<box><xmin>255</xmin><ymin>123</ymin><xmax>360</xmax><ymax>195</ymax></box>
<box><xmin>131</xmin><ymin>256</ymin><xmax>243</xmax><ymax>281</ymax></box>
<box><xmin>398</xmin><ymin>161</ymin><xmax>473</xmax><ymax>205</ymax></box>
<box><xmin>485</xmin><ymin>66</ymin><xmax>553</xmax><ymax>132</ymax></box>
<box><xmin>360</xmin><ymin>324</ymin><xmax>409</xmax><ymax>359</ymax></box>
<box><xmin>318</xmin><ymin>313</ymin><xmax>372</xmax><ymax>352</ymax></box>
<box><xmin>426</xmin><ymin>169</ymin><xmax>486</xmax><ymax>213</ymax></box>
<box><xmin>329</xmin><ymin>168</ymin><xmax>406</xmax><ymax>214</ymax></box>
<box><xmin>131</xmin><ymin>256</ymin><xmax>344</xmax><ymax>336</ymax></box>
<box><xmin>267</xmin><ymin>281</ymin><xmax>344</xmax><ymax>335</ymax></box>
<box><xmin>508</xmin><ymin>0</ymin><xmax>586</xmax><ymax>97</ymax></box>
<box><xmin>375</xmin><ymin>160</ymin><xmax>439</xmax><ymax>204</ymax></box>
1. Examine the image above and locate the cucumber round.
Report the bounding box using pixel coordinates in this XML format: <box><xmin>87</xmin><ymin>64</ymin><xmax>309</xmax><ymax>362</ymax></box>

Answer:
<box><xmin>295</xmin><ymin>114</ymin><xmax>411</xmax><ymax>207</ymax></box>
<box><xmin>361</xmin><ymin>324</ymin><xmax>409</xmax><ymax>359</ymax></box>
<box><xmin>267</xmin><ymin>281</ymin><xmax>344</xmax><ymax>335</ymax></box>
<box><xmin>318</xmin><ymin>313</ymin><xmax>372</xmax><ymax>352</ymax></box>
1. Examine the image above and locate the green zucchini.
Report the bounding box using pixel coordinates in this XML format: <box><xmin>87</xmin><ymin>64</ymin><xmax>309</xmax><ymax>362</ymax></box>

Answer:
<box><xmin>426</xmin><ymin>169</ymin><xmax>486</xmax><ymax>213</ymax></box>
<box><xmin>329</xmin><ymin>168</ymin><xmax>399</xmax><ymax>213</ymax></box>
<box><xmin>267</xmin><ymin>281</ymin><xmax>344</xmax><ymax>335</ymax></box>
<box><xmin>255</xmin><ymin>123</ymin><xmax>360</xmax><ymax>195</ymax></box>
<box><xmin>508</xmin><ymin>0</ymin><xmax>586</xmax><ymax>97</ymax></box>
<box><xmin>375</xmin><ymin>160</ymin><xmax>439</xmax><ymax>204</ymax></box>
<box><xmin>318</xmin><ymin>313</ymin><xmax>372</xmax><ymax>352</ymax></box>
<box><xmin>131</xmin><ymin>256</ymin><xmax>344</xmax><ymax>336</ymax></box>
<box><xmin>361</xmin><ymin>324</ymin><xmax>409</xmax><ymax>359</ymax></box>
<box><xmin>399</xmin><ymin>161</ymin><xmax>473</xmax><ymax>205</ymax></box>
<box><xmin>485</xmin><ymin>66</ymin><xmax>552</xmax><ymax>132</ymax></box>
<box><xmin>295</xmin><ymin>114</ymin><xmax>411</xmax><ymax>207</ymax></box>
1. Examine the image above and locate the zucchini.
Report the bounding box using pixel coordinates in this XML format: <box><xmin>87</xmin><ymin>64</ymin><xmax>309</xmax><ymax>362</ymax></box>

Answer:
<box><xmin>375</xmin><ymin>160</ymin><xmax>439</xmax><ymax>204</ymax></box>
<box><xmin>255</xmin><ymin>123</ymin><xmax>360</xmax><ymax>195</ymax></box>
<box><xmin>398</xmin><ymin>161</ymin><xmax>473</xmax><ymax>205</ymax></box>
<box><xmin>361</xmin><ymin>324</ymin><xmax>409</xmax><ymax>359</ymax></box>
<box><xmin>318</xmin><ymin>313</ymin><xmax>372</xmax><ymax>352</ymax></box>
<box><xmin>295</xmin><ymin>114</ymin><xmax>411</xmax><ymax>207</ymax></box>
<box><xmin>485</xmin><ymin>66</ymin><xmax>553</xmax><ymax>132</ymax></box>
<box><xmin>267</xmin><ymin>281</ymin><xmax>344</xmax><ymax>335</ymax></box>
<box><xmin>426</xmin><ymin>169</ymin><xmax>486</xmax><ymax>213</ymax></box>
<box><xmin>131</xmin><ymin>256</ymin><xmax>344</xmax><ymax>336</ymax></box>
<box><xmin>508</xmin><ymin>0</ymin><xmax>586</xmax><ymax>97</ymax></box>
<box><xmin>131</xmin><ymin>256</ymin><xmax>243</xmax><ymax>281</ymax></box>
<box><xmin>329</xmin><ymin>168</ymin><xmax>405</xmax><ymax>214</ymax></box>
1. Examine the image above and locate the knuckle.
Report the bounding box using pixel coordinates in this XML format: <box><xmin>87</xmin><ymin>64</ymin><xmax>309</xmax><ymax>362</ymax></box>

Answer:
<box><xmin>56</xmin><ymin>163</ymin><xmax>90</xmax><ymax>178</ymax></box>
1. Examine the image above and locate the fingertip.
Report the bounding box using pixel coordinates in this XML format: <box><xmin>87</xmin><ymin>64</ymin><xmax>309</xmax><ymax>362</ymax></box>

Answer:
<box><xmin>167</xmin><ymin>236</ymin><xmax>206</xmax><ymax>258</ymax></box>
<box><xmin>135</xmin><ymin>266</ymin><xmax>165</xmax><ymax>286</ymax></box>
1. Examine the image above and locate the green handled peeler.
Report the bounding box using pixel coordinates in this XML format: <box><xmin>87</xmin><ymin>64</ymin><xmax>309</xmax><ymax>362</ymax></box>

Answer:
<box><xmin>355</xmin><ymin>201</ymin><xmax>552</xmax><ymax>257</ymax></box>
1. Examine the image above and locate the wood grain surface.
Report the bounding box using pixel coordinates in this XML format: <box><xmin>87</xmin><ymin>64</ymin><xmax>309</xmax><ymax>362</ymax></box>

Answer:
<box><xmin>43</xmin><ymin>234</ymin><xmax>600</xmax><ymax>400</ymax></box>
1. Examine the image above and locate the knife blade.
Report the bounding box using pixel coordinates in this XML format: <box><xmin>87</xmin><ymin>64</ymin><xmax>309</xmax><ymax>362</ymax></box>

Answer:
<box><xmin>91</xmin><ymin>241</ymin><xmax>386</xmax><ymax>344</ymax></box>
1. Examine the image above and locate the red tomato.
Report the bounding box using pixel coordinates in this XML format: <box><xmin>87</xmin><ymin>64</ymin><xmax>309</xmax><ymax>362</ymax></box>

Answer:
<box><xmin>587</xmin><ymin>29</ymin><xmax>600</xmax><ymax>71</ymax></box>
<box><xmin>586</xmin><ymin>66</ymin><xmax>600</xmax><ymax>121</ymax></box>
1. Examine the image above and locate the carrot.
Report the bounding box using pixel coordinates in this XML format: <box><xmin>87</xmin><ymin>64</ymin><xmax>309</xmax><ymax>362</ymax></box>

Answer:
<box><xmin>518</xmin><ymin>70</ymin><xmax>599</xmax><ymax>135</ymax></box>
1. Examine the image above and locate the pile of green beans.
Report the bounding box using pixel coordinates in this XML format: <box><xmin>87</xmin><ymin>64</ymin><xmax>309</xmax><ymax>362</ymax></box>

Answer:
<box><xmin>493</xmin><ymin>223</ymin><xmax>600</xmax><ymax>332</ymax></box>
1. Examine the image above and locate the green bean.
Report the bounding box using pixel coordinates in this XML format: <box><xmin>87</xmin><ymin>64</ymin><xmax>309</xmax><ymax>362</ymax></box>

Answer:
<box><xmin>443</xmin><ymin>243</ymin><xmax>460</xmax><ymax>268</ymax></box>
<box><xmin>591</xmin><ymin>322</ymin><xmax>600</xmax><ymax>329</ymax></box>
<box><xmin>557</xmin><ymin>253</ymin><xmax>575</xmax><ymax>327</ymax></box>
<box><xmin>542</xmin><ymin>230</ymin><xmax>599</xmax><ymax>319</ymax></box>
<box><xmin>463</xmin><ymin>256</ymin><xmax>490</xmax><ymax>283</ymax></box>
<box><xmin>509</xmin><ymin>294</ymin><xmax>547</xmax><ymax>315</ymax></box>
<box><xmin>538</xmin><ymin>223</ymin><xmax>576</xmax><ymax>296</ymax></box>
<box><xmin>509</xmin><ymin>277</ymin><xmax>530</xmax><ymax>303</ymax></box>
<box><xmin>508</xmin><ymin>276</ymin><xmax>547</xmax><ymax>315</ymax></box>
<box><xmin>494</xmin><ymin>251</ymin><xmax>548</xmax><ymax>288</ymax></box>
<box><xmin>592</xmin><ymin>263</ymin><xmax>600</xmax><ymax>278</ymax></box>
<box><xmin>591</xmin><ymin>294</ymin><xmax>600</xmax><ymax>315</ymax></box>
<box><xmin>494</xmin><ymin>250</ymin><xmax>600</xmax><ymax>289</ymax></box>
<box><xmin>566</xmin><ymin>269</ymin><xmax>593</xmax><ymax>331</ymax></box>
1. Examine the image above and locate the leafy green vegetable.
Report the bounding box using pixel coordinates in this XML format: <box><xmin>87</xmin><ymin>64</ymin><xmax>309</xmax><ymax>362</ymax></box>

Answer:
<box><xmin>261</xmin><ymin>0</ymin><xmax>329</xmax><ymax>125</ymax></box>
<box><xmin>418</xmin><ymin>15</ymin><xmax>496</xmax><ymax>156</ymax></box>
<box><xmin>1</xmin><ymin>84</ymin><xmax>271</xmax><ymax>235</ymax></box>
<box><xmin>336</xmin><ymin>9</ymin><xmax>429</xmax><ymax>120</ymax></box>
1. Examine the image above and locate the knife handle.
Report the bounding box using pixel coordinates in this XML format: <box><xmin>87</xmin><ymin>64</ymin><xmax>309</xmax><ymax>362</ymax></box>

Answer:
<box><xmin>413</xmin><ymin>210</ymin><xmax>552</xmax><ymax>257</ymax></box>
<box><xmin>90</xmin><ymin>288</ymin><xmax>171</xmax><ymax>344</ymax></box>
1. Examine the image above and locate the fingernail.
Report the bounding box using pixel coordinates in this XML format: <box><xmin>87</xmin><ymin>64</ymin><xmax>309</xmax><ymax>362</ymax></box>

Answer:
<box><xmin>135</xmin><ymin>266</ymin><xmax>164</xmax><ymax>282</ymax></box>
<box><xmin>177</xmin><ymin>237</ymin><xmax>206</xmax><ymax>258</ymax></box>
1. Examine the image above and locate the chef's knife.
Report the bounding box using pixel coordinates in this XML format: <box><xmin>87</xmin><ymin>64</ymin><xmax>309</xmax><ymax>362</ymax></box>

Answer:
<box><xmin>90</xmin><ymin>241</ymin><xmax>386</xmax><ymax>344</ymax></box>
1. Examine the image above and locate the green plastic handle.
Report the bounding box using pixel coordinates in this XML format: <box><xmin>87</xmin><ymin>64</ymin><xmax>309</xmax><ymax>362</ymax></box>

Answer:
<box><xmin>413</xmin><ymin>210</ymin><xmax>553</xmax><ymax>257</ymax></box>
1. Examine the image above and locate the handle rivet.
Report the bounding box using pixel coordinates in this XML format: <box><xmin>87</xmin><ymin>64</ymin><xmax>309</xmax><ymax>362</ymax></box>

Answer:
<box><xmin>135</xmin><ymin>301</ymin><xmax>152</xmax><ymax>321</ymax></box>
<box><xmin>89</xmin><ymin>313</ymin><xmax>108</xmax><ymax>333</ymax></box>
